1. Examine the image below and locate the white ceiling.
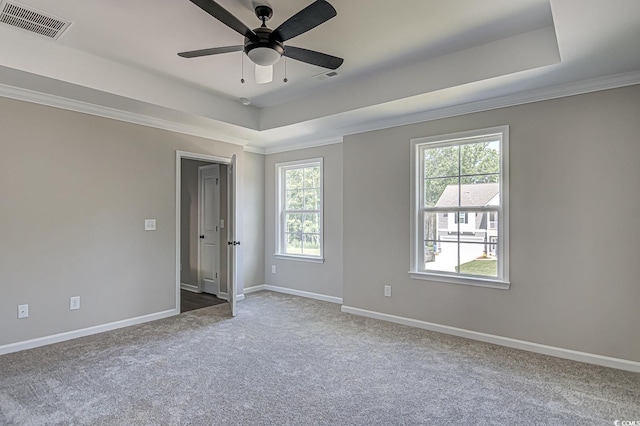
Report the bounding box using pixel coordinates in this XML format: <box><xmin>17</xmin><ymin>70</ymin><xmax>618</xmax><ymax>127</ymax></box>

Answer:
<box><xmin>0</xmin><ymin>0</ymin><xmax>639</xmax><ymax>152</ymax></box>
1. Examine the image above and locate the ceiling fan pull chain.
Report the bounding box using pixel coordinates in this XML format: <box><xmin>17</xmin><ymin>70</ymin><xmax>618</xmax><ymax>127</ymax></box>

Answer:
<box><xmin>240</xmin><ymin>54</ymin><xmax>245</xmax><ymax>84</ymax></box>
<box><xmin>283</xmin><ymin>57</ymin><xmax>288</xmax><ymax>83</ymax></box>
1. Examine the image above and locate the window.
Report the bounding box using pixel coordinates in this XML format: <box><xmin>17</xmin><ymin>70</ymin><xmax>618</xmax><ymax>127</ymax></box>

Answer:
<box><xmin>454</xmin><ymin>212</ymin><xmax>468</xmax><ymax>224</ymax></box>
<box><xmin>410</xmin><ymin>126</ymin><xmax>509</xmax><ymax>288</ymax></box>
<box><xmin>276</xmin><ymin>158</ymin><xmax>324</xmax><ymax>262</ymax></box>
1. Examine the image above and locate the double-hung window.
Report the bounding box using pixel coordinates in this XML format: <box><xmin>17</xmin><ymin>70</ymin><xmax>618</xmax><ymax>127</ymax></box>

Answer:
<box><xmin>275</xmin><ymin>158</ymin><xmax>324</xmax><ymax>262</ymax></box>
<box><xmin>410</xmin><ymin>126</ymin><xmax>509</xmax><ymax>288</ymax></box>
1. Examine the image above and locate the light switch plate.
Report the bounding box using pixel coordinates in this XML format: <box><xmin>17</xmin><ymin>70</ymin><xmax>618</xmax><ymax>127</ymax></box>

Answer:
<box><xmin>144</xmin><ymin>219</ymin><xmax>156</xmax><ymax>231</ymax></box>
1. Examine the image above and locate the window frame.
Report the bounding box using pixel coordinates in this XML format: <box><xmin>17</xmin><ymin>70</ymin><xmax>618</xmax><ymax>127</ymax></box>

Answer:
<box><xmin>409</xmin><ymin>126</ymin><xmax>510</xmax><ymax>289</ymax></box>
<box><xmin>275</xmin><ymin>158</ymin><xmax>324</xmax><ymax>263</ymax></box>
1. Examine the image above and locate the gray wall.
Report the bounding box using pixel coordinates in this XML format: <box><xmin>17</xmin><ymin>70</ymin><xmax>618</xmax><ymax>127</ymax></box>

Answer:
<box><xmin>0</xmin><ymin>97</ymin><xmax>261</xmax><ymax>346</ymax></box>
<box><xmin>243</xmin><ymin>152</ymin><xmax>266</xmax><ymax>289</ymax></box>
<box><xmin>343</xmin><ymin>85</ymin><xmax>640</xmax><ymax>362</ymax></box>
<box><xmin>264</xmin><ymin>143</ymin><xmax>343</xmax><ymax>298</ymax></box>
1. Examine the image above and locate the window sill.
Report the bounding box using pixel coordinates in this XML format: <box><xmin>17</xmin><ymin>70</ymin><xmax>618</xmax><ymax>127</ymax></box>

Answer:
<box><xmin>409</xmin><ymin>271</ymin><xmax>510</xmax><ymax>290</ymax></box>
<box><xmin>275</xmin><ymin>254</ymin><xmax>325</xmax><ymax>264</ymax></box>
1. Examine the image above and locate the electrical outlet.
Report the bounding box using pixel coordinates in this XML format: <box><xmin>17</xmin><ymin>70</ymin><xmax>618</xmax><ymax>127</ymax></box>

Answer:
<box><xmin>70</xmin><ymin>296</ymin><xmax>80</xmax><ymax>310</ymax></box>
<box><xmin>384</xmin><ymin>285</ymin><xmax>392</xmax><ymax>297</ymax></box>
<box><xmin>271</xmin><ymin>265</ymin><xmax>276</xmax><ymax>274</ymax></box>
<box><xmin>18</xmin><ymin>304</ymin><xmax>29</xmax><ymax>319</ymax></box>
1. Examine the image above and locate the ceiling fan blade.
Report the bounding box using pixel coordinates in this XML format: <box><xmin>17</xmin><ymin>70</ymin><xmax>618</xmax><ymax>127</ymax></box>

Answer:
<box><xmin>271</xmin><ymin>1</ymin><xmax>337</xmax><ymax>42</ymax></box>
<box><xmin>189</xmin><ymin>0</ymin><xmax>258</xmax><ymax>41</ymax></box>
<box><xmin>284</xmin><ymin>46</ymin><xmax>343</xmax><ymax>70</ymax></box>
<box><xmin>255</xmin><ymin>65</ymin><xmax>273</xmax><ymax>84</ymax></box>
<box><xmin>178</xmin><ymin>45</ymin><xmax>243</xmax><ymax>58</ymax></box>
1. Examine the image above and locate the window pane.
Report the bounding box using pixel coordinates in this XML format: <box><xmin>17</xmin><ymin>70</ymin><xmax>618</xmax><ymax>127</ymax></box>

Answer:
<box><xmin>302</xmin><ymin>213</ymin><xmax>319</xmax><ymax>234</ymax></box>
<box><xmin>424</xmin><ymin>177</ymin><xmax>459</xmax><ymax>207</ymax></box>
<box><xmin>423</xmin><ymin>241</ymin><xmax>458</xmax><ymax>273</ymax></box>
<box><xmin>303</xmin><ymin>189</ymin><xmax>320</xmax><ymax>210</ymax></box>
<box><xmin>489</xmin><ymin>211</ymin><xmax>498</xmax><ymax>231</ymax></box>
<box><xmin>457</xmin><ymin>243</ymin><xmax>497</xmax><ymax>277</ymax></box>
<box><xmin>428</xmin><ymin>210</ymin><xmax>463</xmax><ymax>237</ymax></box>
<box><xmin>285</xmin><ymin>168</ymin><xmax>303</xmax><ymax>190</ymax></box>
<box><xmin>303</xmin><ymin>166</ymin><xmax>320</xmax><ymax>189</ymax></box>
<box><xmin>285</xmin><ymin>213</ymin><xmax>303</xmax><ymax>233</ymax></box>
<box><xmin>285</xmin><ymin>233</ymin><xmax>302</xmax><ymax>254</ymax></box>
<box><xmin>285</xmin><ymin>190</ymin><xmax>303</xmax><ymax>210</ymax></box>
<box><xmin>424</xmin><ymin>145</ymin><xmax>459</xmax><ymax>178</ymax></box>
<box><xmin>460</xmin><ymin>141</ymin><xmax>500</xmax><ymax>176</ymax></box>
<box><xmin>302</xmin><ymin>234</ymin><xmax>320</xmax><ymax>256</ymax></box>
<box><xmin>423</xmin><ymin>212</ymin><xmax>438</xmax><ymax>242</ymax></box>
<box><xmin>458</xmin><ymin>178</ymin><xmax>500</xmax><ymax>207</ymax></box>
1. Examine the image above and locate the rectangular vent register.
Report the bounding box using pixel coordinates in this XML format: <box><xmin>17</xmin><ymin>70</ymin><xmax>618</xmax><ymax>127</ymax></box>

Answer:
<box><xmin>0</xmin><ymin>1</ymin><xmax>71</xmax><ymax>39</ymax></box>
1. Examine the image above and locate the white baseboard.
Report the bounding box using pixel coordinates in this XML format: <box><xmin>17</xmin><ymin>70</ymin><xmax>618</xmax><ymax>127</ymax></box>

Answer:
<box><xmin>243</xmin><ymin>284</ymin><xmax>266</xmax><ymax>294</ymax></box>
<box><xmin>0</xmin><ymin>309</ymin><xmax>178</xmax><ymax>356</ymax></box>
<box><xmin>256</xmin><ymin>284</ymin><xmax>343</xmax><ymax>304</ymax></box>
<box><xmin>341</xmin><ymin>305</ymin><xmax>640</xmax><ymax>373</ymax></box>
<box><xmin>216</xmin><ymin>292</ymin><xmax>244</xmax><ymax>301</ymax></box>
<box><xmin>180</xmin><ymin>283</ymin><xmax>200</xmax><ymax>293</ymax></box>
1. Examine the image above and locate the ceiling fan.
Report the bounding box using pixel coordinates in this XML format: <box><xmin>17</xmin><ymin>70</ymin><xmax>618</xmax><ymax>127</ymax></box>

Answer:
<box><xmin>179</xmin><ymin>0</ymin><xmax>344</xmax><ymax>84</ymax></box>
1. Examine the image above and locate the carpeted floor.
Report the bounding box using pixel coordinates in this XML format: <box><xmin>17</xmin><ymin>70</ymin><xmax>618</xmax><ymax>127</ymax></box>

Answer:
<box><xmin>1</xmin><ymin>291</ymin><xmax>638</xmax><ymax>425</ymax></box>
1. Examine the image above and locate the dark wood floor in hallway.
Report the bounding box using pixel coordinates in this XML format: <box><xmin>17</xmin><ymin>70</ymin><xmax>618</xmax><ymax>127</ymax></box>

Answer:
<box><xmin>180</xmin><ymin>289</ymin><xmax>226</xmax><ymax>313</ymax></box>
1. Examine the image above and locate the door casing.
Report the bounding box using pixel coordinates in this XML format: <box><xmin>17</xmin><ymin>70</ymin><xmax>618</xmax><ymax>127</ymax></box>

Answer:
<box><xmin>176</xmin><ymin>151</ymin><xmax>237</xmax><ymax>316</ymax></box>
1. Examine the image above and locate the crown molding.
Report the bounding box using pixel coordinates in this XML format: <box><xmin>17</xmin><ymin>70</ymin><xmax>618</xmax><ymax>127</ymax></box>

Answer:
<box><xmin>243</xmin><ymin>145</ymin><xmax>266</xmax><ymax>155</ymax></box>
<box><xmin>338</xmin><ymin>71</ymin><xmax>640</xmax><ymax>137</ymax></box>
<box><xmin>2</xmin><ymin>71</ymin><xmax>639</xmax><ymax>155</ymax></box>
<box><xmin>0</xmin><ymin>83</ymin><xmax>251</xmax><ymax>147</ymax></box>
<box><xmin>263</xmin><ymin>136</ymin><xmax>344</xmax><ymax>155</ymax></box>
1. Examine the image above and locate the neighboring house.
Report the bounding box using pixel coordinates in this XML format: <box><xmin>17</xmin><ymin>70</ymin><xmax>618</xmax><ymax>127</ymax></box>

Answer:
<box><xmin>433</xmin><ymin>182</ymin><xmax>499</xmax><ymax>257</ymax></box>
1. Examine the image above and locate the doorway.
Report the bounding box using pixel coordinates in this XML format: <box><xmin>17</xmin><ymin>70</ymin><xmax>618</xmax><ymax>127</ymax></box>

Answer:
<box><xmin>176</xmin><ymin>151</ymin><xmax>238</xmax><ymax>316</ymax></box>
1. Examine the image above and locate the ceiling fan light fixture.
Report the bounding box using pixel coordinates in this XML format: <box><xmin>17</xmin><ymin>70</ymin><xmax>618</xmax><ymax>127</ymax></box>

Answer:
<box><xmin>246</xmin><ymin>46</ymin><xmax>282</xmax><ymax>66</ymax></box>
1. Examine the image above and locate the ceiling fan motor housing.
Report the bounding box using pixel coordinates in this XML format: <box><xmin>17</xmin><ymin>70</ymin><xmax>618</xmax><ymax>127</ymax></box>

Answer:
<box><xmin>244</xmin><ymin>27</ymin><xmax>284</xmax><ymax>66</ymax></box>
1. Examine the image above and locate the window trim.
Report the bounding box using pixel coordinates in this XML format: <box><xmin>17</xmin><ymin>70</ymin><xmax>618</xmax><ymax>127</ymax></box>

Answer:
<box><xmin>409</xmin><ymin>126</ymin><xmax>510</xmax><ymax>289</ymax></box>
<box><xmin>275</xmin><ymin>158</ymin><xmax>325</xmax><ymax>263</ymax></box>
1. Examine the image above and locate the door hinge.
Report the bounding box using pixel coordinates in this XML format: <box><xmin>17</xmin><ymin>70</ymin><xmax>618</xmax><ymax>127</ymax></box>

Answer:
<box><xmin>216</xmin><ymin>178</ymin><xmax>219</xmax><ymax>185</ymax></box>
<box><xmin>215</xmin><ymin>272</ymin><xmax>218</xmax><ymax>279</ymax></box>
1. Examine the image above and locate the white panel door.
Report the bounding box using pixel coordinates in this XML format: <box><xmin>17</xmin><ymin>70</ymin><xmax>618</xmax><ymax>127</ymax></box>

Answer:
<box><xmin>199</xmin><ymin>165</ymin><xmax>220</xmax><ymax>295</ymax></box>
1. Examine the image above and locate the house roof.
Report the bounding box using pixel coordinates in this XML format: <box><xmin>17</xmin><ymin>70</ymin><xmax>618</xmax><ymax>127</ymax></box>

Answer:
<box><xmin>435</xmin><ymin>183</ymin><xmax>499</xmax><ymax>208</ymax></box>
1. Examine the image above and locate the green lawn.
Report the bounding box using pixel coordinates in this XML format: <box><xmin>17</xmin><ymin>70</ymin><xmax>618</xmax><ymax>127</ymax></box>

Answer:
<box><xmin>456</xmin><ymin>259</ymin><xmax>497</xmax><ymax>276</ymax></box>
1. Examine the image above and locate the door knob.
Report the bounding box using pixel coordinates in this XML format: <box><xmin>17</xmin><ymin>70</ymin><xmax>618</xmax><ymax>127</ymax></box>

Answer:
<box><xmin>200</xmin><ymin>235</ymin><xmax>205</xmax><ymax>239</ymax></box>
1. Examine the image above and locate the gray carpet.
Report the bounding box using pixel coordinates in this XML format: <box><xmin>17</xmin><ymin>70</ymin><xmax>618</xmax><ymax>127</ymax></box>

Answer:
<box><xmin>1</xmin><ymin>292</ymin><xmax>638</xmax><ymax>425</ymax></box>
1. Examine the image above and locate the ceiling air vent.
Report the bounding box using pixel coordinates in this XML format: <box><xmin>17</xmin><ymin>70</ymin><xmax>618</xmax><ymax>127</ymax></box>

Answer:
<box><xmin>0</xmin><ymin>1</ymin><xmax>71</xmax><ymax>39</ymax></box>
<box><xmin>313</xmin><ymin>71</ymin><xmax>340</xmax><ymax>81</ymax></box>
